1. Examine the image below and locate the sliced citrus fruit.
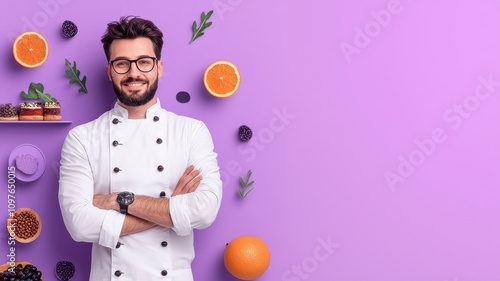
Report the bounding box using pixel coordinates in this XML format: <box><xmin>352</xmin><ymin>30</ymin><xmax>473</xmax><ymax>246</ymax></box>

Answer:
<box><xmin>204</xmin><ymin>60</ymin><xmax>240</xmax><ymax>98</ymax></box>
<box><xmin>224</xmin><ymin>235</ymin><xmax>271</xmax><ymax>280</ymax></box>
<box><xmin>13</xmin><ymin>31</ymin><xmax>49</xmax><ymax>68</ymax></box>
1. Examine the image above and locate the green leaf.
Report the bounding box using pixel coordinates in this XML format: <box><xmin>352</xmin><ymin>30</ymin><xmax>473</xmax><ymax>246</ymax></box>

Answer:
<box><xmin>20</xmin><ymin>91</ymin><xmax>30</xmax><ymax>99</ymax></box>
<box><xmin>29</xmin><ymin>83</ymin><xmax>44</xmax><ymax>98</ymax></box>
<box><xmin>243</xmin><ymin>188</ymin><xmax>254</xmax><ymax>197</ymax></box>
<box><xmin>237</xmin><ymin>189</ymin><xmax>245</xmax><ymax>198</ymax></box>
<box><xmin>237</xmin><ymin>170</ymin><xmax>256</xmax><ymax>199</ymax></box>
<box><xmin>20</xmin><ymin>82</ymin><xmax>56</xmax><ymax>102</ymax></box>
<box><xmin>65</xmin><ymin>58</ymin><xmax>88</xmax><ymax>94</ymax></box>
<box><xmin>34</xmin><ymin>87</ymin><xmax>44</xmax><ymax>97</ymax></box>
<box><xmin>38</xmin><ymin>92</ymin><xmax>56</xmax><ymax>102</ymax></box>
<box><xmin>32</xmin><ymin>82</ymin><xmax>44</xmax><ymax>90</ymax></box>
<box><xmin>21</xmin><ymin>85</ymin><xmax>38</xmax><ymax>99</ymax></box>
<box><xmin>191</xmin><ymin>21</ymin><xmax>197</xmax><ymax>33</ymax></box>
<box><xmin>189</xmin><ymin>10</ymin><xmax>214</xmax><ymax>44</ymax></box>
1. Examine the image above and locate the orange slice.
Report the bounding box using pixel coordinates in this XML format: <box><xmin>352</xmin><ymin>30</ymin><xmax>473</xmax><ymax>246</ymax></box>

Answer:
<box><xmin>204</xmin><ymin>60</ymin><xmax>240</xmax><ymax>98</ymax></box>
<box><xmin>13</xmin><ymin>31</ymin><xmax>49</xmax><ymax>68</ymax></box>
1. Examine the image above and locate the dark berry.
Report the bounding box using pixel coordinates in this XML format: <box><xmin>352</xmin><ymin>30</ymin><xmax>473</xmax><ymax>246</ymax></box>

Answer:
<box><xmin>55</xmin><ymin>260</ymin><xmax>75</xmax><ymax>281</ymax></box>
<box><xmin>0</xmin><ymin>103</ymin><xmax>18</xmax><ymax>117</ymax></box>
<box><xmin>176</xmin><ymin>91</ymin><xmax>191</xmax><ymax>103</ymax></box>
<box><xmin>1</xmin><ymin>263</ymin><xmax>42</xmax><ymax>280</ymax></box>
<box><xmin>61</xmin><ymin>20</ymin><xmax>78</xmax><ymax>38</ymax></box>
<box><xmin>238</xmin><ymin>125</ymin><xmax>253</xmax><ymax>141</ymax></box>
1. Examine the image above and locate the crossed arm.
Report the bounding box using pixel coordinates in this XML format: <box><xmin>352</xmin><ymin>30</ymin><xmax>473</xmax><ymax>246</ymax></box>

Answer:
<box><xmin>92</xmin><ymin>165</ymin><xmax>202</xmax><ymax>236</ymax></box>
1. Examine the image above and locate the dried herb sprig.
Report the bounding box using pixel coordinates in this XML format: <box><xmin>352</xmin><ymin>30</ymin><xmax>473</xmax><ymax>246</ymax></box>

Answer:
<box><xmin>65</xmin><ymin>58</ymin><xmax>88</xmax><ymax>94</ymax></box>
<box><xmin>238</xmin><ymin>170</ymin><xmax>255</xmax><ymax>198</ymax></box>
<box><xmin>190</xmin><ymin>10</ymin><xmax>214</xmax><ymax>44</ymax></box>
<box><xmin>20</xmin><ymin>82</ymin><xmax>57</xmax><ymax>102</ymax></box>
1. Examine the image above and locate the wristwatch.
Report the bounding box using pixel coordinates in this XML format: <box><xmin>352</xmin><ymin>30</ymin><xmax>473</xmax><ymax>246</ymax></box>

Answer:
<box><xmin>116</xmin><ymin>191</ymin><xmax>135</xmax><ymax>214</ymax></box>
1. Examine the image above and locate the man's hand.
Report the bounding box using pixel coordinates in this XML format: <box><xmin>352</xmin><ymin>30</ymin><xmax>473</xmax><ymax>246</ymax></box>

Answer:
<box><xmin>172</xmin><ymin>165</ymin><xmax>202</xmax><ymax>196</ymax></box>
<box><xmin>93</xmin><ymin>193</ymin><xmax>118</xmax><ymax>211</ymax></box>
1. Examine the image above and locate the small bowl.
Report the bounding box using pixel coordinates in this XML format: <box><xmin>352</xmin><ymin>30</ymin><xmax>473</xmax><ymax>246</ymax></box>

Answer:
<box><xmin>7</xmin><ymin>208</ymin><xmax>42</xmax><ymax>243</ymax></box>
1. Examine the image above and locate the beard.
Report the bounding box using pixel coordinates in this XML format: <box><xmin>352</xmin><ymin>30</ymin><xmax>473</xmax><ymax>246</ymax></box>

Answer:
<box><xmin>112</xmin><ymin>75</ymin><xmax>158</xmax><ymax>107</ymax></box>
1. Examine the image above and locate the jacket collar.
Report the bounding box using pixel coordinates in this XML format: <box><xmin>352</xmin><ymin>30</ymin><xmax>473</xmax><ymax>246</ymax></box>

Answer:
<box><xmin>111</xmin><ymin>99</ymin><xmax>163</xmax><ymax>120</ymax></box>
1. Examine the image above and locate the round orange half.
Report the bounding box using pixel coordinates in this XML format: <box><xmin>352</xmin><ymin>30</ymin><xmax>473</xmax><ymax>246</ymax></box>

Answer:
<box><xmin>204</xmin><ymin>60</ymin><xmax>240</xmax><ymax>98</ymax></box>
<box><xmin>13</xmin><ymin>31</ymin><xmax>49</xmax><ymax>68</ymax></box>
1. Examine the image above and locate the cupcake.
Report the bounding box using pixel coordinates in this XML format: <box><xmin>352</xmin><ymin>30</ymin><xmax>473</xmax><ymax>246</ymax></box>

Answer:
<box><xmin>43</xmin><ymin>101</ymin><xmax>62</xmax><ymax>121</ymax></box>
<box><xmin>0</xmin><ymin>103</ymin><xmax>19</xmax><ymax>121</ymax></box>
<box><xmin>19</xmin><ymin>102</ymin><xmax>43</xmax><ymax>121</ymax></box>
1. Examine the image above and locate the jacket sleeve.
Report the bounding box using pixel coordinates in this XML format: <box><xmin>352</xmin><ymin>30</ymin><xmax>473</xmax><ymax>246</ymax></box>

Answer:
<box><xmin>58</xmin><ymin>127</ymin><xmax>124</xmax><ymax>249</ymax></box>
<box><xmin>169</xmin><ymin>121</ymin><xmax>223</xmax><ymax>236</ymax></box>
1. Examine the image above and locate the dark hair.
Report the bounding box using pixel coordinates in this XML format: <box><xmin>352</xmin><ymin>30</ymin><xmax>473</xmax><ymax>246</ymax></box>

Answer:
<box><xmin>101</xmin><ymin>16</ymin><xmax>163</xmax><ymax>61</ymax></box>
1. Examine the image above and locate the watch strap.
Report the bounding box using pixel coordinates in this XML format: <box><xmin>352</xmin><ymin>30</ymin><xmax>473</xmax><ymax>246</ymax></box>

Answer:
<box><xmin>119</xmin><ymin>204</ymin><xmax>128</xmax><ymax>214</ymax></box>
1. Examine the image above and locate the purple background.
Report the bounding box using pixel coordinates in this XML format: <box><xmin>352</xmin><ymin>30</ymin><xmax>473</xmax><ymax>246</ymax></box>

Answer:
<box><xmin>1</xmin><ymin>0</ymin><xmax>500</xmax><ymax>280</ymax></box>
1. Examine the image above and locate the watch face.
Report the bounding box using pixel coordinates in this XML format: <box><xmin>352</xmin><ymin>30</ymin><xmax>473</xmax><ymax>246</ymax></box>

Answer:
<box><xmin>118</xmin><ymin>192</ymin><xmax>134</xmax><ymax>205</ymax></box>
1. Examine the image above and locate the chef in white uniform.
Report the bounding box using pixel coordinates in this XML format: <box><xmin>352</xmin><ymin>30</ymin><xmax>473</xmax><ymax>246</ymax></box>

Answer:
<box><xmin>58</xmin><ymin>16</ymin><xmax>222</xmax><ymax>281</ymax></box>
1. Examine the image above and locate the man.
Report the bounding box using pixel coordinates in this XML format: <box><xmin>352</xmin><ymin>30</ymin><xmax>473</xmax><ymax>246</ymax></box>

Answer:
<box><xmin>58</xmin><ymin>16</ymin><xmax>222</xmax><ymax>281</ymax></box>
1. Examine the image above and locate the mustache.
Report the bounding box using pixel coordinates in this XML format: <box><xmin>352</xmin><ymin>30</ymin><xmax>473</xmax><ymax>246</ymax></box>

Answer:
<box><xmin>121</xmin><ymin>77</ymin><xmax>148</xmax><ymax>84</ymax></box>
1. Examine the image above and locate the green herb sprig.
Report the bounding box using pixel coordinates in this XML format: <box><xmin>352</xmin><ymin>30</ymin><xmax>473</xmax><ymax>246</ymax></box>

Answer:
<box><xmin>190</xmin><ymin>10</ymin><xmax>214</xmax><ymax>44</ymax></box>
<box><xmin>20</xmin><ymin>82</ymin><xmax>57</xmax><ymax>102</ymax></box>
<box><xmin>65</xmin><ymin>58</ymin><xmax>88</xmax><ymax>94</ymax></box>
<box><xmin>238</xmin><ymin>170</ymin><xmax>255</xmax><ymax>198</ymax></box>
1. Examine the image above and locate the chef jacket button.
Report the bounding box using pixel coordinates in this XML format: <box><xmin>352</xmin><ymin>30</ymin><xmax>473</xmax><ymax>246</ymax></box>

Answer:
<box><xmin>116</xmin><ymin>242</ymin><xmax>123</xmax><ymax>248</ymax></box>
<box><xmin>159</xmin><ymin>191</ymin><xmax>166</xmax><ymax>197</ymax></box>
<box><xmin>161</xmin><ymin>241</ymin><xmax>168</xmax><ymax>247</ymax></box>
<box><xmin>153</xmin><ymin>116</ymin><xmax>160</xmax><ymax>122</ymax></box>
<box><xmin>115</xmin><ymin>270</ymin><xmax>123</xmax><ymax>277</ymax></box>
<box><xmin>112</xmin><ymin>118</ymin><xmax>120</xmax><ymax>124</ymax></box>
<box><xmin>112</xmin><ymin>140</ymin><xmax>119</xmax><ymax>147</ymax></box>
<box><xmin>113</xmin><ymin>167</ymin><xmax>121</xmax><ymax>173</ymax></box>
<box><xmin>157</xmin><ymin>165</ymin><xmax>164</xmax><ymax>172</ymax></box>
<box><xmin>156</xmin><ymin>138</ymin><xmax>163</xmax><ymax>144</ymax></box>
<box><xmin>161</xmin><ymin>270</ymin><xmax>168</xmax><ymax>276</ymax></box>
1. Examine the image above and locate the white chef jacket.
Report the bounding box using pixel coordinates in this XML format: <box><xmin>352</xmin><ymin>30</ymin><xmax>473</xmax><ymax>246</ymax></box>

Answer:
<box><xmin>58</xmin><ymin>99</ymin><xmax>222</xmax><ymax>281</ymax></box>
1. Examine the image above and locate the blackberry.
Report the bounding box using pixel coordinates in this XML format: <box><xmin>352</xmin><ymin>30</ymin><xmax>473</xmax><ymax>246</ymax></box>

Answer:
<box><xmin>0</xmin><ymin>103</ymin><xmax>18</xmax><ymax>117</ymax></box>
<box><xmin>176</xmin><ymin>91</ymin><xmax>191</xmax><ymax>103</ymax></box>
<box><xmin>55</xmin><ymin>260</ymin><xmax>75</xmax><ymax>281</ymax></box>
<box><xmin>61</xmin><ymin>20</ymin><xmax>78</xmax><ymax>38</ymax></box>
<box><xmin>238</xmin><ymin>125</ymin><xmax>253</xmax><ymax>141</ymax></box>
<box><xmin>0</xmin><ymin>263</ymin><xmax>42</xmax><ymax>280</ymax></box>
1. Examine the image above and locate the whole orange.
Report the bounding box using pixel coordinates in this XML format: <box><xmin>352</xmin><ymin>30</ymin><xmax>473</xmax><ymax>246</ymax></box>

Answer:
<box><xmin>224</xmin><ymin>235</ymin><xmax>270</xmax><ymax>280</ymax></box>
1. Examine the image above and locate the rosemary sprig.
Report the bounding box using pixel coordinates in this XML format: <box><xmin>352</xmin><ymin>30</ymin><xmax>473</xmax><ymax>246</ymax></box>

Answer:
<box><xmin>65</xmin><ymin>58</ymin><xmax>88</xmax><ymax>94</ymax></box>
<box><xmin>190</xmin><ymin>10</ymin><xmax>214</xmax><ymax>44</ymax></box>
<box><xmin>20</xmin><ymin>82</ymin><xmax>57</xmax><ymax>102</ymax></box>
<box><xmin>238</xmin><ymin>170</ymin><xmax>255</xmax><ymax>198</ymax></box>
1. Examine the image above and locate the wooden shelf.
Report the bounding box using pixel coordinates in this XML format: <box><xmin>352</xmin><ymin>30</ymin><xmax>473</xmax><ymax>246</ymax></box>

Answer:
<box><xmin>0</xmin><ymin>121</ymin><xmax>72</xmax><ymax>124</ymax></box>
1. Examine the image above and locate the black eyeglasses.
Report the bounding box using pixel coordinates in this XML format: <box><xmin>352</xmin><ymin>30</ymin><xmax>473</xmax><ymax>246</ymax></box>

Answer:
<box><xmin>109</xmin><ymin>56</ymin><xmax>157</xmax><ymax>74</ymax></box>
